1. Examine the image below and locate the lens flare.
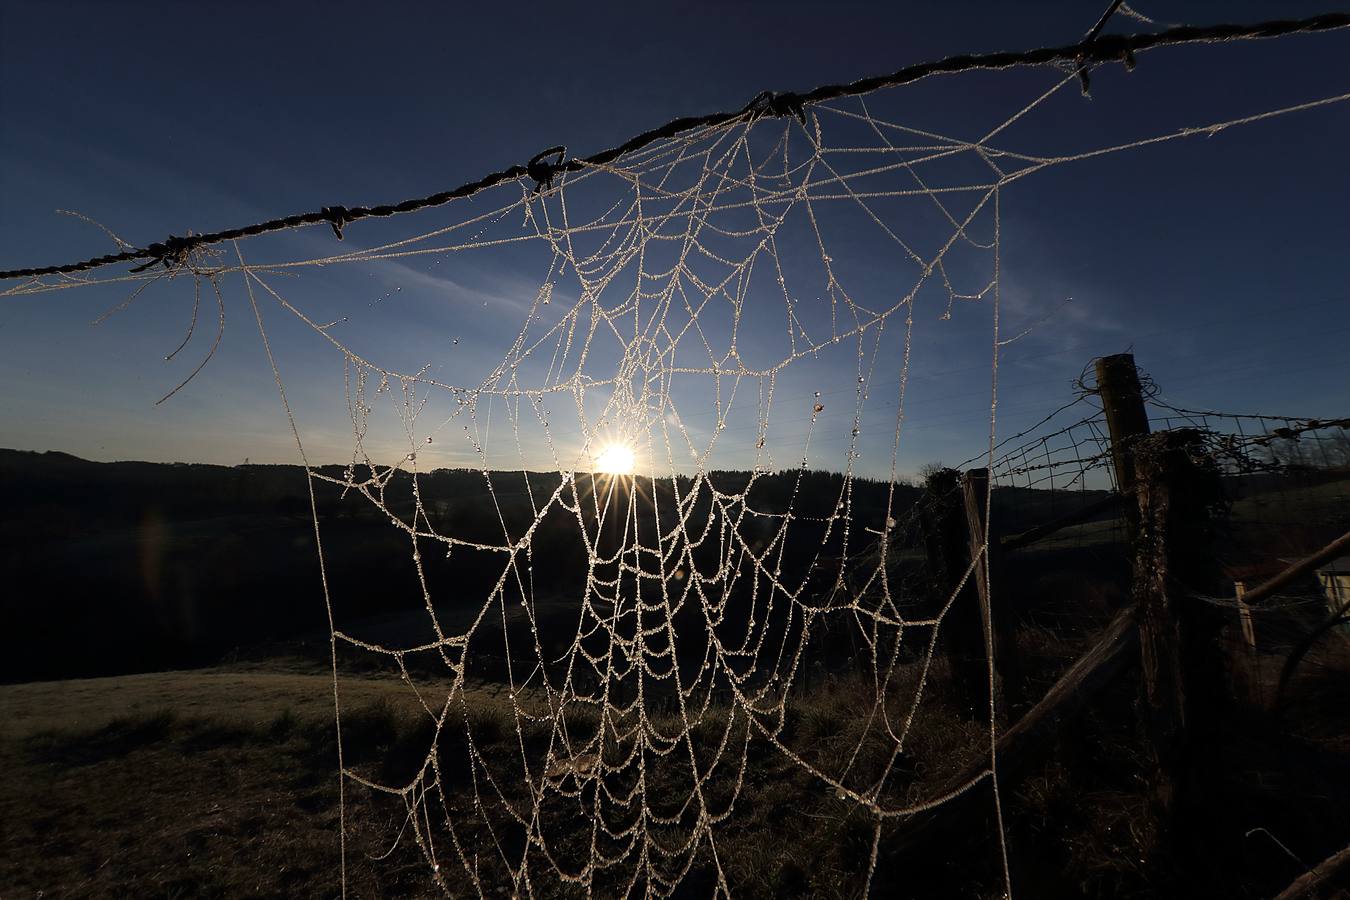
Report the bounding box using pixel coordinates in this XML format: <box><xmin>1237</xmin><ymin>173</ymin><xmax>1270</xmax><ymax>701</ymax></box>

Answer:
<box><xmin>594</xmin><ymin>443</ymin><xmax>636</xmax><ymax>475</ymax></box>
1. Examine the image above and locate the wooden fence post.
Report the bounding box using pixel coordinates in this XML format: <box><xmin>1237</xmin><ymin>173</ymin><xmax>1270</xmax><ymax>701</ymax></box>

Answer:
<box><xmin>961</xmin><ymin>468</ymin><xmax>1021</xmax><ymax>712</ymax></box>
<box><xmin>1131</xmin><ymin>429</ymin><xmax>1225</xmax><ymax>825</ymax></box>
<box><xmin>1232</xmin><ymin>579</ymin><xmax>1264</xmax><ymax>707</ymax></box>
<box><xmin>921</xmin><ymin>468</ymin><xmax>988</xmax><ymax>715</ymax></box>
<box><xmin>1234</xmin><ymin>581</ymin><xmax>1257</xmax><ymax>651</ymax></box>
<box><xmin>1095</xmin><ymin>353</ymin><xmax>1151</xmax><ymax>502</ymax></box>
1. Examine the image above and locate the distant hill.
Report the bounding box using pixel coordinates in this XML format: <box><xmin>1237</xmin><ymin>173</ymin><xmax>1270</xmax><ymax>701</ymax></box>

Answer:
<box><xmin>0</xmin><ymin>450</ymin><xmax>1123</xmax><ymax>683</ymax></box>
<box><xmin>0</xmin><ymin>451</ymin><xmax>890</xmax><ymax>680</ymax></box>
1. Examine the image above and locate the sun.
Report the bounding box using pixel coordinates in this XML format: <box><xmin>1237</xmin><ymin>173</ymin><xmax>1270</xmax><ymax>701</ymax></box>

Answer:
<box><xmin>594</xmin><ymin>442</ymin><xmax>636</xmax><ymax>476</ymax></box>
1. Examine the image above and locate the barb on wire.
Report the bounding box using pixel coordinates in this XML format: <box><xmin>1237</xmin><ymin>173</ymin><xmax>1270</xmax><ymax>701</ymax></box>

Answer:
<box><xmin>2</xmin><ymin>11</ymin><xmax>1349</xmax><ymax>281</ymax></box>
<box><xmin>128</xmin><ymin>234</ymin><xmax>197</xmax><ymax>273</ymax></box>
<box><xmin>525</xmin><ymin>146</ymin><xmax>568</xmax><ymax>193</ymax></box>
<box><xmin>742</xmin><ymin>90</ymin><xmax>809</xmax><ymax>124</ymax></box>
<box><xmin>1077</xmin><ymin>0</ymin><xmax>1130</xmax><ymax>94</ymax></box>
<box><xmin>321</xmin><ymin>206</ymin><xmax>353</xmax><ymax>240</ymax></box>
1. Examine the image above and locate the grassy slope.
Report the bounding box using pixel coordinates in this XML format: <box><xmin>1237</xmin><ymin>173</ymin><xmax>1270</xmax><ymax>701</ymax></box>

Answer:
<box><xmin>0</xmin><ymin>666</ymin><xmax>451</xmax><ymax>898</ymax></box>
<box><xmin>1</xmin><ymin>663</ymin><xmax>994</xmax><ymax>899</ymax></box>
<box><xmin>5</xmin><ymin>642</ymin><xmax>1350</xmax><ymax>899</ymax></box>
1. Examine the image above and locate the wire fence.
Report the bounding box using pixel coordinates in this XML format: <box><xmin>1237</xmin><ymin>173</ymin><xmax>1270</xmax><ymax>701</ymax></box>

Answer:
<box><xmin>2</xmin><ymin>12</ymin><xmax>1349</xmax><ymax>281</ymax></box>
<box><xmin>1144</xmin><ymin>402</ymin><xmax>1350</xmax><ymax>643</ymax></box>
<box><xmin>930</xmin><ymin>365</ymin><xmax>1350</xmax><ymax>631</ymax></box>
<box><xmin>942</xmin><ymin>382</ymin><xmax>1350</xmax><ymax>557</ymax></box>
<box><xmin>915</xmin><ymin>367</ymin><xmax>1350</xmax><ymax>724</ymax></box>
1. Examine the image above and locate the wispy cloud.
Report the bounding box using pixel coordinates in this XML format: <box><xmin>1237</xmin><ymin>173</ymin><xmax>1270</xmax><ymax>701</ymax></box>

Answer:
<box><xmin>997</xmin><ymin>257</ymin><xmax>1132</xmax><ymax>375</ymax></box>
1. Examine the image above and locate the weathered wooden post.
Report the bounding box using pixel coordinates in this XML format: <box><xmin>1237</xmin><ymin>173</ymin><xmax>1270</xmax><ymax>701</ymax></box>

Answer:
<box><xmin>1130</xmin><ymin>429</ymin><xmax>1225</xmax><ymax>825</ymax></box>
<box><xmin>1233</xmin><ymin>581</ymin><xmax>1258</xmax><ymax>651</ymax></box>
<box><xmin>961</xmin><ymin>468</ymin><xmax>1021</xmax><ymax>712</ymax></box>
<box><xmin>1231</xmin><ymin>579</ymin><xmax>1265</xmax><ymax>707</ymax></box>
<box><xmin>1095</xmin><ymin>353</ymin><xmax>1152</xmax><ymax>502</ymax></box>
<box><xmin>961</xmin><ymin>468</ymin><xmax>993</xmax><ymax>631</ymax></box>
<box><xmin>921</xmin><ymin>467</ymin><xmax>988</xmax><ymax>714</ymax></box>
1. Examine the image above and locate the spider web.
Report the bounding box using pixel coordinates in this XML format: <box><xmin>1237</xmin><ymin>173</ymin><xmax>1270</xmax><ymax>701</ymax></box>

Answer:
<box><xmin>7</xmin><ymin>61</ymin><xmax>1349</xmax><ymax>899</ymax></box>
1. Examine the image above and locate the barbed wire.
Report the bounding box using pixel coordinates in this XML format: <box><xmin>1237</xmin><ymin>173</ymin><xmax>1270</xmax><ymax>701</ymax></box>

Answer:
<box><xmin>1150</xmin><ymin>398</ymin><xmax>1350</xmax><ymax>429</ymax></box>
<box><xmin>2</xmin><ymin>12</ymin><xmax>1349</xmax><ymax>282</ymax></box>
<box><xmin>1146</xmin><ymin>399</ymin><xmax>1350</xmax><ymax>474</ymax></box>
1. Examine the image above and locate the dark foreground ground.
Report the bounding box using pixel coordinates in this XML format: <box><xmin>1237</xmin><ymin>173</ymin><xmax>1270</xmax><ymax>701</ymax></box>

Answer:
<box><xmin>3</xmin><ymin>627</ymin><xmax>1348</xmax><ymax>899</ymax></box>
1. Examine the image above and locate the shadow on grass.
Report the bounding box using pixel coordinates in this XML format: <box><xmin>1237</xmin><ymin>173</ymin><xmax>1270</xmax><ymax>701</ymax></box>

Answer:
<box><xmin>24</xmin><ymin>704</ymin><xmax>319</xmax><ymax>768</ymax></box>
<box><xmin>25</xmin><ymin>709</ymin><xmax>180</xmax><ymax>767</ymax></box>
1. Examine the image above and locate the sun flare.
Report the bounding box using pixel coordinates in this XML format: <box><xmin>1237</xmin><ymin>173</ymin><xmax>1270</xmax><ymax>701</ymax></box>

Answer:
<box><xmin>594</xmin><ymin>442</ymin><xmax>636</xmax><ymax>476</ymax></box>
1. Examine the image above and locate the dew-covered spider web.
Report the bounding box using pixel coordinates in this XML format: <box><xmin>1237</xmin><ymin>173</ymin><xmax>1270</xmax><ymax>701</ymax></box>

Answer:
<box><xmin>6</xmin><ymin>55</ymin><xmax>1350</xmax><ymax>899</ymax></box>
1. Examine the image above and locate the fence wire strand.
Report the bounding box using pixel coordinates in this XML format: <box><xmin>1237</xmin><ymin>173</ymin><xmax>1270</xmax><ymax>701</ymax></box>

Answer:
<box><xmin>2</xmin><ymin>12</ymin><xmax>1349</xmax><ymax>281</ymax></box>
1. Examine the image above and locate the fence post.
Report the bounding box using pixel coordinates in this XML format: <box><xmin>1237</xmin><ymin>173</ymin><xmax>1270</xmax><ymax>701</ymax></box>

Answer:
<box><xmin>921</xmin><ymin>468</ymin><xmax>988</xmax><ymax>715</ymax></box>
<box><xmin>1233</xmin><ymin>582</ymin><xmax>1257</xmax><ymax>649</ymax></box>
<box><xmin>1130</xmin><ymin>429</ymin><xmax>1225</xmax><ymax>827</ymax></box>
<box><xmin>1232</xmin><ymin>579</ymin><xmax>1264</xmax><ymax>706</ymax></box>
<box><xmin>1095</xmin><ymin>353</ymin><xmax>1151</xmax><ymax>505</ymax></box>
<box><xmin>961</xmin><ymin>468</ymin><xmax>1020</xmax><ymax>712</ymax></box>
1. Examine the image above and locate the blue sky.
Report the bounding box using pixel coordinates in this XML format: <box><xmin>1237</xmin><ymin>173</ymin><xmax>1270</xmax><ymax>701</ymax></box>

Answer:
<box><xmin>1</xmin><ymin>1</ymin><xmax>1347</xmax><ymax>480</ymax></box>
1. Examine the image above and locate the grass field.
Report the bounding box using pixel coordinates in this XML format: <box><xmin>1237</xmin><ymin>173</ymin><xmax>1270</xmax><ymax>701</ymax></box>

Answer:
<box><xmin>0</xmin><ymin>660</ymin><xmax>998</xmax><ymax>899</ymax></box>
<box><xmin>0</xmin><ymin>665</ymin><xmax>443</xmax><ymax>897</ymax></box>
<box><xmin>5</xmin><ymin>625</ymin><xmax>1350</xmax><ymax>898</ymax></box>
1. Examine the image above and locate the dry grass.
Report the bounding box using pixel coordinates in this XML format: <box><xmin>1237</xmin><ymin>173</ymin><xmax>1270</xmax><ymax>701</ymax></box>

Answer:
<box><xmin>0</xmin><ymin>662</ymin><xmax>995</xmax><ymax>898</ymax></box>
<box><xmin>2</xmin><ymin>706</ymin><xmax>423</xmax><ymax>897</ymax></box>
<box><xmin>5</xmin><ymin>637</ymin><xmax>1348</xmax><ymax>898</ymax></box>
<box><xmin>0</xmin><ymin>667</ymin><xmax>526</xmax><ymax>897</ymax></box>
<box><xmin>0</xmin><ymin>664</ymin><xmax>439</xmax><ymax>741</ymax></box>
